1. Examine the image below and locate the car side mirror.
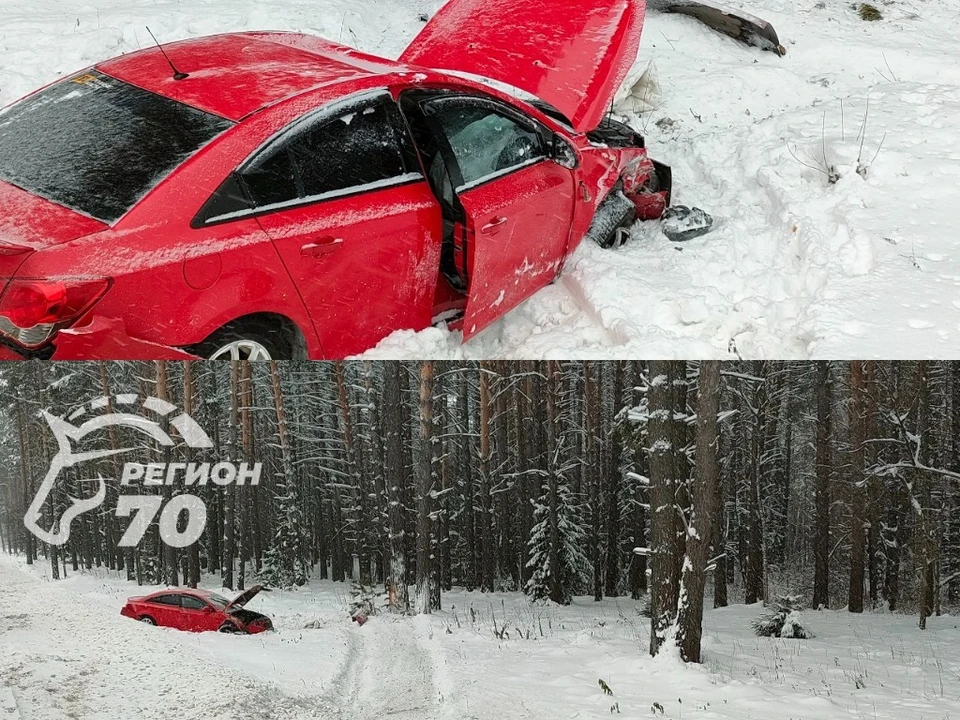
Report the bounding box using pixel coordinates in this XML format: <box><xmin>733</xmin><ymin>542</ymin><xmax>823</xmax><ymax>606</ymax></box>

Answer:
<box><xmin>552</xmin><ymin>136</ymin><xmax>579</xmax><ymax>170</ymax></box>
<box><xmin>203</xmin><ymin>606</ymin><xmax>214</xmax><ymax>613</ymax></box>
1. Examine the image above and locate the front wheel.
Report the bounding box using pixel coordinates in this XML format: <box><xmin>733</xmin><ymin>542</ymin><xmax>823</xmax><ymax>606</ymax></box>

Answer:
<box><xmin>218</xmin><ymin>623</ymin><xmax>245</xmax><ymax>634</ymax></box>
<box><xmin>588</xmin><ymin>190</ymin><xmax>637</xmax><ymax>249</ymax></box>
<box><xmin>140</xmin><ymin>615</ymin><xmax>157</xmax><ymax>626</ymax></box>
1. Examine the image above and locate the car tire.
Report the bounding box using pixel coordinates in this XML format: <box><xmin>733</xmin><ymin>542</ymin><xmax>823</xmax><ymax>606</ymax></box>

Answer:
<box><xmin>139</xmin><ymin>615</ymin><xmax>157</xmax><ymax>625</ymax></box>
<box><xmin>194</xmin><ymin>317</ymin><xmax>296</xmax><ymax>360</ymax></box>
<box><xmin>218</xmin><ymin>623</ymin><xmax>245</xmax><ymax>634</ymax></box>
<box><xmin>589</xmin><ymin>190</ymin><xmax>637</xmax><ymax>250</ymax></box>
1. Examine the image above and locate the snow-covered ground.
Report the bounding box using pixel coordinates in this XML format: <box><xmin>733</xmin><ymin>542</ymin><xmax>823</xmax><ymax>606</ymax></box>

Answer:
<box><xmin>2</xmin><ymin>0</ymin><xmax>958</xmax><ymax>358</ymax></box>
<box><xmin>2</xmin><ymin>554</ymin><xmax>957</xmax><ymax>719</ymax></box>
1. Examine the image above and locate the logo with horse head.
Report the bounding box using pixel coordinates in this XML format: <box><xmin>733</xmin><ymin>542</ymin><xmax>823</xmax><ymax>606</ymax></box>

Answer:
<box><xmin>24</xmin><ymin>395</ymin><xmax>214</xmax><ymax>546</ymax></box>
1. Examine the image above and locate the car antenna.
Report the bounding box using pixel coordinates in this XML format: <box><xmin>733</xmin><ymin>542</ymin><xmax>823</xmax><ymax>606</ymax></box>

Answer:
<box><xmin>145</xmin><ymin>26</ymin><xmax>189</xmax><ymax>81</ymax></box>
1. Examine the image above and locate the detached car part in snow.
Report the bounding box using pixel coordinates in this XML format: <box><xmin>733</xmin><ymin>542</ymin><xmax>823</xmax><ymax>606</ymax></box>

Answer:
<box><xmin>661</xmin><ymin>205</ymin><xmax>714</xmax><ymax>242</ymax></box>
<box><xmin>120</xmin><ymin>586</ymin><xmax>273</xmax><ymax>634</ymax></box>
<box><xmin>647</xmin><ymin>0</ymin><xmax>786</xmax><ymax>55</ymax></box>
<box><xmin>0</xmin><ymin>0</ymin><xmax>671</xmax><ymax>360</ymax></box>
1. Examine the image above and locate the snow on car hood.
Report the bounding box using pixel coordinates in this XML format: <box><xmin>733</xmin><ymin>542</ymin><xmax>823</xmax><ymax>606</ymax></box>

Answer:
<box><xmin>401</xmin><ymin>0</ymin><xmax>646</xmax><ymax>134</ymax></box>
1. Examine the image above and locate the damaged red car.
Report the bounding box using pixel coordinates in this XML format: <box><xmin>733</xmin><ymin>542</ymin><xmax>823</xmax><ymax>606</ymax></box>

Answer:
<box><xmin>0</xmin><ymin>0</ymin><xmax>670</xmax><ymax>360</ymax></box>
<box><xmin>120</xmin><ymin>585</ymin><xmax>272</xmax><ymax>634</ymax></box>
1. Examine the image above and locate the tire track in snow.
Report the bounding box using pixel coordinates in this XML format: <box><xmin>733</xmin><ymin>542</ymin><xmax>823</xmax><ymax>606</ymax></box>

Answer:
<box><xmin>559</xmin><ymin>274</ymin><xmax>632</xmax><ymax>348</ymax></box>
<box><xmin>333</xmin><ymin>614</ymin><xmax>444</xmax><ymax>720</ymax></box>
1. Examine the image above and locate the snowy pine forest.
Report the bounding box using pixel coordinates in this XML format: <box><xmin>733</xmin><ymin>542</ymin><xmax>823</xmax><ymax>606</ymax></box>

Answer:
<box><xmin>1</xmin><ymin>361</ymin><xmax>958</xmax><ymax>657</ymax></box>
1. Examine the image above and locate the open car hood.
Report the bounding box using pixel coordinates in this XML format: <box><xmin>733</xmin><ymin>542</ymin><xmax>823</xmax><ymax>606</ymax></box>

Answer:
<box><xmin>225</xmin><ymin>584</ymin><xmax>264</xmax><ymax>611</ymax></box>
<box><xmin>401</xmin><ymin>0</ymin><xmax>646</xmax><ymax>134</ymax></box>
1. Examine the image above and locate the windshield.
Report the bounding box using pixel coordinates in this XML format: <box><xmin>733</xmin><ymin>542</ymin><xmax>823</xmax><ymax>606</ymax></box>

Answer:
<box><xmin>0</xmin><ymin>70</ymin><xmax>233</xmax><ymax>223</ymax></box>
<box><xmin>207</xmin><ymin>593</ymin><xmax>232</xmax><ymax>609</ymax></box>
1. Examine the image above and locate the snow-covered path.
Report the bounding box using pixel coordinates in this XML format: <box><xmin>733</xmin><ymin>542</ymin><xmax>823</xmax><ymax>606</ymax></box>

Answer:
<box><xmin>333</xmin><ymin>614</ymin><xmax>448</xmax><ymax>720</ymax></box>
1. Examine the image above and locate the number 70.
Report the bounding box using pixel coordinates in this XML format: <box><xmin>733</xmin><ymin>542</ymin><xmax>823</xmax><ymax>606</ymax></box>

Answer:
<box><xmin>115</xmin><ymin>495</ymin><xmax>207</xmax><ymax>548</ymax></box>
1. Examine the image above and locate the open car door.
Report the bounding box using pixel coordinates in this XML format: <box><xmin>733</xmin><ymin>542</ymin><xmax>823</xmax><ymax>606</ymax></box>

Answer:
<box><xmin>401</xmin><ymin>0</ymin><xmax>645</xmax><ymax>134</ymax></box>
<box><xmin>403</xmin><ymin>93</ymin><xmax>576</xmax><ymax>340</ymax></box>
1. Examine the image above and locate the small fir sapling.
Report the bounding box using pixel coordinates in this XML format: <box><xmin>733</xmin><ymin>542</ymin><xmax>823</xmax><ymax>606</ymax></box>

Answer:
<box><xmin>350</xmin><ymin>581</ymin><xmax>385</xmax><ymax>623</ymax></box>
<box><xmin>752</xmin><ymin>594</ymin><xmax>815</xmax><ymax>639</ymax></box>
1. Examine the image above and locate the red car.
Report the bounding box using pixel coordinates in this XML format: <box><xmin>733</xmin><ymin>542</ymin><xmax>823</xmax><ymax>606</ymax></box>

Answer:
<box><xmin>120</xmin><ymin>585</ymin><xmax>272</xmax><ymax>634</ymax></box>
<box><xmin>0</xmin><ymin>0</ymin><xmax>670</xmax><ymax>360</ymax></box>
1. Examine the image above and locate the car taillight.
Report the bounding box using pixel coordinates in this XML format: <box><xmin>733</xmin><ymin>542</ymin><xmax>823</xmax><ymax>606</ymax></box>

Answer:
<box><xmin>0</xmin><ymin>278</ymin><xmax>110</xmax><ymax>348</ymax></box>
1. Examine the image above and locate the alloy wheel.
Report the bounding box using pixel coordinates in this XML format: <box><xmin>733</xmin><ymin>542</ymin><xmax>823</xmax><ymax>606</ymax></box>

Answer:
<box><xmin>207</xmin><ymin>340</ymin><xmax>273</xmax><ymax>361</ymax></box>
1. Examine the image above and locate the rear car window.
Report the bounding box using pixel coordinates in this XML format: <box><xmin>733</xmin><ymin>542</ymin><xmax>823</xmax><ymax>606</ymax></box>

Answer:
<box><xmin>238</xmin><ymin>96</ymin><xmax>418</xmax><ymax>213</ymax></box>
<box><xmin>149</xmin><ymin>594</ymin><xmax>181</xmax><ymax>606</ymax></box>
<box><xmin>0</xmin><ymin>70</ymin><xmax>233</xmax><ymax>223</ymax></box>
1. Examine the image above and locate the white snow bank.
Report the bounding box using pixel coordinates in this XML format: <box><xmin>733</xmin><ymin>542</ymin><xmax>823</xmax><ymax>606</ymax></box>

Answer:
<box><xmin>5</xmin><ymin>555</ymin><xmax>959</xmax><ymax>719</ymax></box>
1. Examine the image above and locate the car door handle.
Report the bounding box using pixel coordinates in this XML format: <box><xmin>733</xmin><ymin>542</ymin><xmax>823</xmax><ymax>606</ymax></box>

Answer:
<box><xmin>480</xmin><ymin>217</ymin><xmax>508</xmax><ymax>235</ymax></box>
<box><xmin>301</xmin><ymin>237</ymin><xmax>343</xmax><ymax>256</ymax></box>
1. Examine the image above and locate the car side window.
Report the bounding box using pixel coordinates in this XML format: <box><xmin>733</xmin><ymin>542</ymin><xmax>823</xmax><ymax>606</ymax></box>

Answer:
<box><xmin>181</xmin><ymin>596</ymin><xmax>207</xmax><ymax>611</ymax></box>
<box><xmin>150</xmin><ymin>594</ymin><xmax>181</xmax><ymax>606</ymax></box>
<box><xmin>195</xmin><ymin>94</ymin><xmax>422</xmax><ymax>226</ymax></box>
<box><xmin>244</xmin><ymin>146</ymin><xmax>298</xmax><ymax>207</ymax></box>
<box><xmin>426</xmin><ymin>101</ymin><xmax>546</xmax><ymax>190</ymax></box>
<box><xmin>242</xmin><ymin>96</ymin><xmax>415</xmax><ymax>210</ymax></box>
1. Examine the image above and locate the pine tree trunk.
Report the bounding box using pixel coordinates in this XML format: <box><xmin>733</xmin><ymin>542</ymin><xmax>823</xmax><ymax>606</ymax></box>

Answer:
<box><xmin>384</xmin><ymin>363</ymin><xmax>408</xmax><ymax>611</ymax></box>
<box><xmin>478</xmin><ymin>362</ymin><xmax>495</xmax><ymax>593</ymax></box>
<box><xmin>848</xmin><ymin>361</ymin><xmax>866</xmax><ymax>613</ymax></box>
<box><xmin>544</xmin><ymin>361</ymin><xmax>565</xmax><ymax>605</ymax></box>
<box><xmin>362</xmin><ymin>362</ymin><xmax>386</xmax><ymax>583</ymax></box>
<box><xmin>914</xmin><ymin>362</ymin><xmax>936</xmax><ymax>630</ymax></box>
<box><xmin>604</xmin><ymin>362</ymin><xmax>623</xmax><ymax>597</ymax></box>
<box><xmin>335</xmin><ymin>362</ymin><xmax>368</xmax><ymax>581</ymax></box>
<box><xmin>458</xmin><ymin>369</ymin><xmax>478</xmax><ymax>590</ymax></box>
<box><xmin>16</xmin><ymin>400</ymin><xmax>35</xmax><ymax>565</ymax></box>
<box><xmin>649</xmin><ymin>361</ymin><xmax>682</xmax><ymax>656</ymax></box>
<box><xmin>222</xmin><ymin>361</ymin><xmax>239</xmax><ymax>590</ymax></box>
<box><xmin>98</xmin><ymin>363</ymin><xmax>131</xmax><ymax>577</ymax></box>
<box><xmin>585</xmin><ymin>362</ymin><xmax>603</xmax><ymax>601</ymax></box>
<box><xmin>434</xmin><ymin>363</ymin><xmax>449</xmax><ymax>603</ymax></box>
<box><xmin>237</xmin><ymin>361</ymin><xmax>255</xmax><ymax>591</ymax></box>
<box><xmin>743</xmin><ymin>363</ymin><xmax>765</xmax><ymax>604</ymax></box>
<box><xmin>183</xmin><ymin>361</ymin><xmax>201</xmax><ymax>588</ymax></box>
<box><xmin>671</xmin><ymin>367</ymin><xmax>690</xmax><ymax>603</ymax></box>
<box><xmin>677</xmin><ymin>361</ymin><xmax>720</xmax><ymax>663</ymax></box>
<box><xmin>813</xmin><ymin>362</ymin><xmax>831</xmax><ymax>609</ymax></box>
<box><xmin>155</xmin><ymin>361</ymin><xmax>178</xmax><ymax>587</ymax></box>
<box><xmin>415</xmin><ymin>361</ymin><xmax>435</xmax><ymax>613</ymax></box>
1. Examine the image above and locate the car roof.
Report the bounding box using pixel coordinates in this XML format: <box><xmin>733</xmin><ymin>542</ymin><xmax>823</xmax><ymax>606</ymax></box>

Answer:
<box><xmin>145</xmin><ymin>587</ymin><xmax>216</xmax><ymax>600</ymax></box>
<box><xmin>96</xmin><ymin>32</ymin><xmax>408</xmax><ymax>122</ymax></box>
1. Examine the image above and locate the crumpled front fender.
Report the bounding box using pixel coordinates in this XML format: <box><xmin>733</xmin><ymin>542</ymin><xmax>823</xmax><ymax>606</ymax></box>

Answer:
<box><xmin>51</xmin><ymin>316</ymin><xmax>200</xmax><ymax>360</ymax></box>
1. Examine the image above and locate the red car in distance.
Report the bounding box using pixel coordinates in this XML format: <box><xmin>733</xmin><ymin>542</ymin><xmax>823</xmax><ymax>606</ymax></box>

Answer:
<box><xmin>120</xmin><ymin>585</ymin><xmax>272</xmax><ymax>634</ymax></box>
<box><xmin>0</xmin><ymin>0</ymin><xmax>670</xmax><ymax>360</ymax></box>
